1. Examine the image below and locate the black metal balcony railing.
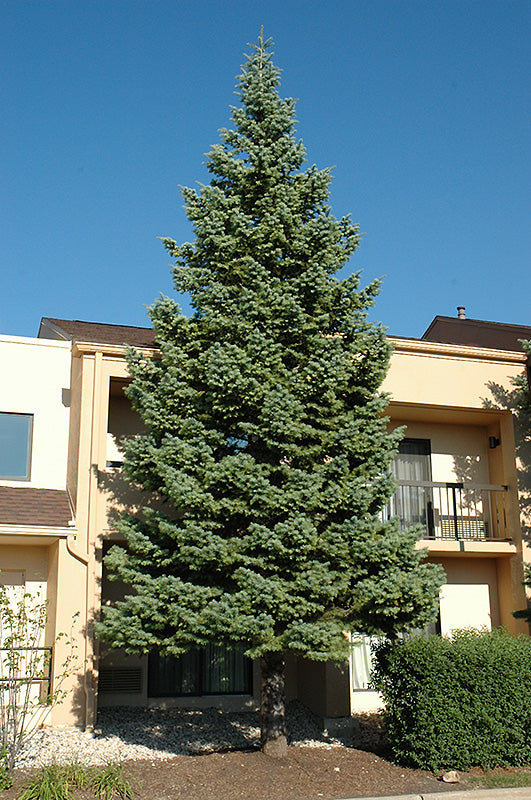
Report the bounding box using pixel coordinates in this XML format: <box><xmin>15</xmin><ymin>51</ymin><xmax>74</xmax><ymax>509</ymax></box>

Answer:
<box><xmin>388</xmin><ymin>481</ymin><xmax>509</xmax><ymax>541</ymax></box>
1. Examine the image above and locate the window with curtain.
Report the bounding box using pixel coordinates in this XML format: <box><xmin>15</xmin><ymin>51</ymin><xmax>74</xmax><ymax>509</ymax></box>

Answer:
<box><xmin>389</xmin><ymin>438</ymin><xmax>432</xmax><ymax>528</ymax></box>
<box><xmin>147</xmin><ymin>643</ymin><xmax>252</xmax><ymax>697</ymax></box>
<box><xmin>350</xmin><ymin>634</ymin><xmax>379</xmax><ymax>691</ymax></box>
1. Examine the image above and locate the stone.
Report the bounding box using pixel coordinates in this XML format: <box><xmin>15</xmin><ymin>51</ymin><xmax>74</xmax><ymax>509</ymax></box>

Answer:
<box><xmin>441</xmin><ymin>770</ymin><xmax>460</xmax><ymax>783</ymax></box>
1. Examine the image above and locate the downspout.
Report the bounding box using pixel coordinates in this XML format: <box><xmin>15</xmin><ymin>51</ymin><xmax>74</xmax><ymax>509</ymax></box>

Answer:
<box><xmin>66</xmin><ymin>535</ymin><xmax>89</xmax><ymax>566</ymax></box>
<box><xmin>66</xmin><ymin>487</ymin><xmax>89</xmax><ymax>565</ymax></box>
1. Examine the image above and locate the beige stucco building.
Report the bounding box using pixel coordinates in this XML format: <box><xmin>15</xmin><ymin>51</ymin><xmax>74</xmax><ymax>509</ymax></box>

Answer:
<box><xmin>1</xmin><ymin>313</ymin><xmax>530</xmax><ymax>728</ymax></box>
<box><xmin>0</xmin><ymin>333</ymin><xmax>83</xmax><ymax>718</ymax></box>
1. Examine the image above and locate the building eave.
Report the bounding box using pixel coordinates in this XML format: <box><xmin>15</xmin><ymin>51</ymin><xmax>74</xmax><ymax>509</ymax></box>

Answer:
<box><xmin>0</xmin><ymin>523</ymin><xmax>76</xmax><ymax>538</ymax></box>
<box><xmin>389</xmin><ymin>336</ymin><xmax>527</xmax><ymax>364</ymax></box>
<box><xmin>72</xmin><ymin>341</ymin><xmax>159</xmax><ymax>359</ymax></box>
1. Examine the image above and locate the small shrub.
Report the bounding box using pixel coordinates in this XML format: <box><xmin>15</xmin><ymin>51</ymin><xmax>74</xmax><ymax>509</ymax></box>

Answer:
<box><xmin>0</xmin><ymin>747</ymin><xmax>13</xmax><ymax>790</ymax></box>
<box><xmin>61</xmin><ymin>757</ymin><xmax>88</xmax><ymax>789</ymax></box>
<box><xmin>18</xmin><ymin>764</ymin><xmax>71</xmax><ymax>800</ymax></box>
<box><xmin>90</xmin><ymin>763</ymin><xmax>133</xmax><ymax>800</ymax></box>
<box><xmin>17</xmin><ymin>760</ymin><xmax>134</xmax><ymax>800</ymax></box>
<box><xmin>0</xmin><ymin>582</ymin><xmax>79</xmax><ymax>772</ymax></box>
<box><xmin>372</xmin><ymin>629</ymin><xmax>531</xmax><ymax>771</ymax></box>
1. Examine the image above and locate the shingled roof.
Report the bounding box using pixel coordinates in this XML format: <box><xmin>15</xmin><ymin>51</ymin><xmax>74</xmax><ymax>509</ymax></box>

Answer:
<box><xmin>0</xmin><ymin>487</ymin><xmax>73</xmax><ymax>528</ymax></box>
<box><xmin>422</xmin><ymin>316</ymin><xmax>531</xmax><ymax>353</ymax></box>
<box><xmin>39</xmin><ymin>318</ymin><xmax>157</xmax><ymax>349</ymax></box>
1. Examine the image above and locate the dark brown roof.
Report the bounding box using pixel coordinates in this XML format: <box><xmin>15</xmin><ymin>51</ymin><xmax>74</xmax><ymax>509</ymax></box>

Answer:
<box><xmin>422</xmin><ymin>316</ymin><xmax>531</xmax><ymax>352</ymax></box>
<box><xmin>39</xmin><ymin>318</ymin><xmax>157</xmax><ymax>349</ymax></box>
<box><xmin>0</xmin><ymin>487</ymin><xmax>73</xmax><ymax>528</ymax></box>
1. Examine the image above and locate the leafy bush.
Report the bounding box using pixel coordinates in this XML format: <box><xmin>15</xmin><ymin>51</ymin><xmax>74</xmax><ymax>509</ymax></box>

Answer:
<box><xmin>372</xmin><ymin>629</ymin><xmax>531</xmax><ymax>771</ymax></box>
<box><xmin>0</xmin><ymin>583</ymin><xmax>79</xmax><ymax>772</ymax></box>
<box><xmin>0</xmin><ymin>747</ymin><xmax>13</xmax><ymax>790</ymax></box>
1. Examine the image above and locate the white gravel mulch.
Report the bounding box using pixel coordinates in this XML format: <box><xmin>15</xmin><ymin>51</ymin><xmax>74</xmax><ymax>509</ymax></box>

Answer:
<box><xmin>16</xmin><ymin>703</ymin><xmax>345</xmax><ymax>768</ymax></box>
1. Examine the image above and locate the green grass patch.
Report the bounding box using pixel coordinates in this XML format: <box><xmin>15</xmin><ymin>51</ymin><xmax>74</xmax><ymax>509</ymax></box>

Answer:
<box><xmin>16</xmin><ymin>760</ymin><xmax>134</xmax><ymax>800</ymax></box>
<box><xmin>462</xmin><ymin>769</ymin><xmax>531</xmax><ymax>789</ymax></box>
<box><xmin>61</xmin><ymin>758</ymin><xmax>89</xmax><ymax>790</ymax></box>
<box><xmin>18</xmin><ymin>764</ymin><xmax>71</xmax><ymax>800</ymax></box>
<box><xmin>90</xmin><ymin>763</ymin><xmax>133</xmax><ymax>800</ymax></box>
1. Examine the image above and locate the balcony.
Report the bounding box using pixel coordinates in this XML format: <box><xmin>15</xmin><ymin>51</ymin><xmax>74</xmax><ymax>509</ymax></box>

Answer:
<box><xmin>388</xmin><ymin>480</ymin><xmax>509</xmax><ymax>542</ymax></box>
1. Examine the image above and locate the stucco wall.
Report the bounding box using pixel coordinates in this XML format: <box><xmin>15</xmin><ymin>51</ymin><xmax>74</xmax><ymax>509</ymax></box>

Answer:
<box><xmin>0</xmin><ymin>335</ymin><xmax>71</xmax><ymax>490</ymax></box>
<box><xmin>390</xmin><ymin>420</ymin><xmax>491</xmax><ymax>483</ymax></box>
<box><xmin>384</xmin><ymin>341</ymin><xmax>524</xmax><ymax>410</ymax></box>
<box><xmin>0</xmin><ymin>544</ymin><xmax>48</xmax><ymax>589</ymax></box>
<box><xmin>433</xmin><ymin>556</ymin><xmax>501</xmax><ymax>628</ymax></box>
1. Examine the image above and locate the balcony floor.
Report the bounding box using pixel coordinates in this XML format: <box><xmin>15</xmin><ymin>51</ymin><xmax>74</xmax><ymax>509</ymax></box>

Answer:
<box><xmin>415</xmin><ymin>538</ymin><xmax>517</xmax><ymax>557</ymax></box>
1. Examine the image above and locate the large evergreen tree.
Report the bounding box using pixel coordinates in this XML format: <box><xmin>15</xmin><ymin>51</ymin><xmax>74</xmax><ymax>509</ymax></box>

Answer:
<box><xmin>512</xmin><ymin>339</ymin><xmax>531</xmax><ymax>624</ymax></box>
<box><xmin>99</xmin><ymin>32</ymin><xmax>443</xmax><ymax>755</ymax></box>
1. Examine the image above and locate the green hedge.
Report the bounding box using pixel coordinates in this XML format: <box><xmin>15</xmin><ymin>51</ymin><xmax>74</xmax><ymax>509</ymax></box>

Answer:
<box><xmin>372</xmin><ymin>629</ymin><xmax>531</xmax><ymax>771</ymax></box>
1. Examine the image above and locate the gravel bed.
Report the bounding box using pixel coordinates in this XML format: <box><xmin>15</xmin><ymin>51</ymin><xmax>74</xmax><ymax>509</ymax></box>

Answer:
<box><xmin>16</xmin><ymin>703</ymin><xmax>346</xmax><ymax>768</ymax></box>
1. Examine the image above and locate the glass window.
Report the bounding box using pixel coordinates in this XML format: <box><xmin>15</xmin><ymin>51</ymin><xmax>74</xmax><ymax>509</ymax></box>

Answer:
<box><xmin>0</xmin><ymin>571</ymin><xmax>25</xmax><ymax>609</ymax></box>
<box><xmin>350</xmin><ymin>633</ymin><xmax>379</xmax><ymax>691</ymax></box>
<box><xmin>0</xmin><ymin>413</ymin><xmax>33</xmax><ymax>480</ymax></box>
<box><xmin>389</xmin><ymin>438</ymin><xmax>432</xmax><ymax>529</ymax></box>
<box><xmin>392</xmin><ymin>438</ymin><xmax>432</xmax><ymax>482</ymax></box>
<box><xmin>147</xmin><ymin>643</ymin><xmax>252</xmax><ymax>697</ymax></box>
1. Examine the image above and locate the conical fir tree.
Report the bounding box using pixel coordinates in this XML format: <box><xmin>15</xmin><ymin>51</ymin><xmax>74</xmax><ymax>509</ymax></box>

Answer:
<box><xmin>99</xmin><ymin>33</ymin><xmax>443</xmax><ymax>755</ymax></box>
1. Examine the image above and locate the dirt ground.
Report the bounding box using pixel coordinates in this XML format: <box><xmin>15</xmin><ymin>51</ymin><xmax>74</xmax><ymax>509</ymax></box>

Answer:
<box><xmin>4</xmin><ymin>745</ymin><xmax>463</xmax><ymax>800</ymax></box>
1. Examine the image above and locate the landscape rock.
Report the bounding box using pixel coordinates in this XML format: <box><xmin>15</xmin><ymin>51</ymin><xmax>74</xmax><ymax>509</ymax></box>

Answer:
<box><xmin>15</xmin><ymin>702</ymin><xmax>343</xmax><ymax>768</ymax></box>
<box><xmin>441</xmin><ymin>769</ymin><xmax>460</xmax><ymax>783</ymax></box>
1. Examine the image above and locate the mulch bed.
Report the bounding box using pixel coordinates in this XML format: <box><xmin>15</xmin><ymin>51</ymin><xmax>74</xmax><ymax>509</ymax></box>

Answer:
<box><xmin>3</xmin><ymin>746</ymin><xmax>462</xmax><ymax>800</ymax></box>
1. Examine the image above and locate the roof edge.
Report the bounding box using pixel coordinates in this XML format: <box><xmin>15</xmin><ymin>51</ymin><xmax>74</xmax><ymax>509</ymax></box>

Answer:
<box><xmin>389</xmin><ymin>336</ymin><xmax>527</xmax><ymax>363</ymax></box>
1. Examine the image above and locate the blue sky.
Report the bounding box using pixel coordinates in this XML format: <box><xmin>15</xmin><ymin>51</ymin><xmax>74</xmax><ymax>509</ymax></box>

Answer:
<box><xmin>1</xmin><ymin>1</ymin><xmax>529</xmax><ymax>339</ymax></box>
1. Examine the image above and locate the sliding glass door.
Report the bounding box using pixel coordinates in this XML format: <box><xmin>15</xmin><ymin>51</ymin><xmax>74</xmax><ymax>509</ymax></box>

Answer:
<box><xmin>389</xmin><ymin>438</ymin><xmax>432</xmax><ymax>529</ymax></box>
<box><xmin>148</xmin><ymin>643</ymin><xmax>252</xmax><ymax>697</ymax></box>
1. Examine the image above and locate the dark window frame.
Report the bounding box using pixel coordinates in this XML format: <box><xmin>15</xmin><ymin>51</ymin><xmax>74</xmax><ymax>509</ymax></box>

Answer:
<box><xmin>147</xmin><ymin>644</ymin><xmax>253</xmax><ymax>698</ymax></box>
<box><xmin>398</xmin><ymin>437</ymin><xmax>432</xmax><ymax>459</ymax></box>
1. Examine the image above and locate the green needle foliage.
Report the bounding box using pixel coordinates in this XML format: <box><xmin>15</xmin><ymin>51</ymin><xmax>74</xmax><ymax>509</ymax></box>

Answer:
<box><xmin>98</xmin><ymin>31</ymin><xmax>443</xmax><ymax>753</ymax></box>
<box><xmin>512</xmin><ymin>338</ymin><xmax>531</xmax><ymax>624</ymax></box>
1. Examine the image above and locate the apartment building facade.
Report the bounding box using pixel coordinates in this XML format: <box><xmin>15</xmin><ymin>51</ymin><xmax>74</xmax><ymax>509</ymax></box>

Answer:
<box><xmin>0</xmin><ymin>333</ymin><xmax>85</xmax><ymax>720</ymax></box>
<box><xmin>1</xmin><ymin>314</ymin><xmax>529</xmax><ymax>727</ymax></box>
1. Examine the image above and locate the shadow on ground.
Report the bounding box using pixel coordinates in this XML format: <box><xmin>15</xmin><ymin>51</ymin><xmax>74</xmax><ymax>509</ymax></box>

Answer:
<box><xmin>95</xmin><ymin>701</ymin><xmax>353</xmax><ymax>756</ymax></box>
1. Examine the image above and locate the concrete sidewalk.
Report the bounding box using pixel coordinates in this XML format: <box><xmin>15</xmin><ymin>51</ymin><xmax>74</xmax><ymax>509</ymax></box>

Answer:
<box><xmin>343</xmin><ymin>787</ymin><xmax>531</xmax><ymax>800</ymax></box>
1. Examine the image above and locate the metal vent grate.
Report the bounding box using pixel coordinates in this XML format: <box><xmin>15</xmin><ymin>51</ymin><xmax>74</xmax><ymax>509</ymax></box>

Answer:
<box><xmin>99</xmin><ymin>668</ymin><xmax>142</xmax><ymax>694</ymax></box>
<box><xmin>440</xmin><ymin>516</ymin><xmax>487</xmax><ymax>540</ymax></box>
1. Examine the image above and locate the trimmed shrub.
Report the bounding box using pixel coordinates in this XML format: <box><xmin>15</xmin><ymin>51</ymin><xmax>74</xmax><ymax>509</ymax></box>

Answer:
<box><xmin>372</xmin><ymin>629</ymin><xmax>531</xmax><ymax>771</ymax></box>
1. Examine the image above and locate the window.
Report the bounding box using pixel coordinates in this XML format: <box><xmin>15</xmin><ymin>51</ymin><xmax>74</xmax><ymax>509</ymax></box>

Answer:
<box><xmin>147</xmin><ymin>643</ymin><xmax>252</xmax><ymax>697</ymax></box>
<box><xmin>389</xmin><ymin>438</ymin><xmax>432</xmax><ymax>528</ymax></box>
<box><xmin>0</xmin><ymin>570</ymin><xmax>25</xmax><ymax>606</ymax></box>
<box><xmin>439</xmin><ymin>584</ymin><xmax>491</xmax><ymax>635</ymax></box>
<box><xmin>392</xmin><ymin>438</ymin><xmax>432</xmax><ymax>482</ymax></box>
<box><xmin>0</xmin><ymin>413</ymin><xmax>33</xmax><ymax>480</ymax></box>
<box><xmin>350</xmin><ymin>633</ymin><xmax>379</xmax><ymax>691</ymax></box>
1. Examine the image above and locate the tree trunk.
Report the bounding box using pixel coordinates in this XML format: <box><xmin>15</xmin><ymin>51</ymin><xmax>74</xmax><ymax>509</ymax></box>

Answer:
<box><xmin>260</xmin><ymin>651</ymin><xmax>288</xmax><ymax>757</ymax></box>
